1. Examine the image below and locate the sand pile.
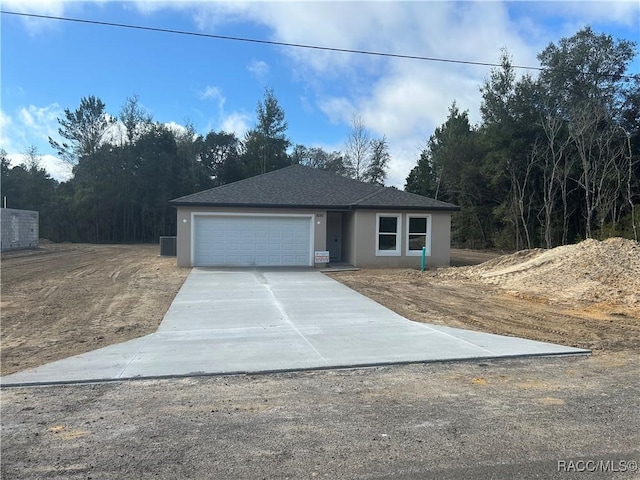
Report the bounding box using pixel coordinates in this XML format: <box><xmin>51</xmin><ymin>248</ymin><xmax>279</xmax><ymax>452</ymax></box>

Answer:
<box><xmin>441</xmin><ymin>238</ymin><xmax>640</xmax><ymax>307</ymax></box>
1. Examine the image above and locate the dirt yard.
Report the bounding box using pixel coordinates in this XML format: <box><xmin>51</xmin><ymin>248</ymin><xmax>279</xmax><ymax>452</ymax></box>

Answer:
<box><xmin>329</xmin><ymin>239</ymin><xmax>640</xmax><ymax>355</ymax></box>
<box><xmin>1</xmin><ymin>239</ymin><xmax>639</xmax><ymax>376</ymax></box>
<box><xmin>2</xmin><ymin>241</ymin><xmax>639</xmax><ymax>478</ymax></box>
<box><xmin>1</xmin><ymin>244</ymin><xmax>189</xmax><ymax>375</ymax></box>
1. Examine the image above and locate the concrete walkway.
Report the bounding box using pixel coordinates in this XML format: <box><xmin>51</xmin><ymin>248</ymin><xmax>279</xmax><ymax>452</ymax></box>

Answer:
<box><xmin>1</xmin><ymin>269</ymin><xmax>589</xmax><ymax>386</ymax></box>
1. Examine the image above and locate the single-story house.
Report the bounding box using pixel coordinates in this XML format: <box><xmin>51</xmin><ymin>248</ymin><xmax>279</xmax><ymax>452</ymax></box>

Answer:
<box><xmin>169</xmin><ymin>165</ymin><xmax>459</xmax><ymax>268</ymax></box>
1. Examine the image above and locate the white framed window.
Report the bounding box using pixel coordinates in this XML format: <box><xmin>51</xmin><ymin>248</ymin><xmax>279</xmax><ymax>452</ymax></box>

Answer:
<box><xmin>376</xmin><ymin>213</ymin><xmax>402</xmax><ymax>256</ymax></box>
<box><xmin>405</xmin><ymin>214</ymin><xmax>432</xmax><ymax>256</ymax></box>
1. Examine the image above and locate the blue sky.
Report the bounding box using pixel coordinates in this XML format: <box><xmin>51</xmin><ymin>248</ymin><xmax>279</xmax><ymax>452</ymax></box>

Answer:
<box><xmin>1</xmin><ymin>1</ymin><xmax>639</xmax><ymax>188</ymax></box>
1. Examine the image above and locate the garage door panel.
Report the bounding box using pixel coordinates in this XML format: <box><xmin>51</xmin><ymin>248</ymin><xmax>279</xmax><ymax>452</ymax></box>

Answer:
<box><xmin>194</xmin><ymin>216</ymin><xmax>312</xmax><ymax>267</ymax></box>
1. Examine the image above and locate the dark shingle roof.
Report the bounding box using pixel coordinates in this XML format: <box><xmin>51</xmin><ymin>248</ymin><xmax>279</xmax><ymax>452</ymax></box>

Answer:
<box><xmin>170</xmin><ymin>165</ymin><xmax>459</xmax><ymax>211</ymax></box>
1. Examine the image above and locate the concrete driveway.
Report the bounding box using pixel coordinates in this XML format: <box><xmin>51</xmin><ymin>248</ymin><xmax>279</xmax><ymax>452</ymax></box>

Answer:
<box><xmin>1</xmin><ymin>269</ymin><xmax>588</xmax><ymax>386</ymax></box>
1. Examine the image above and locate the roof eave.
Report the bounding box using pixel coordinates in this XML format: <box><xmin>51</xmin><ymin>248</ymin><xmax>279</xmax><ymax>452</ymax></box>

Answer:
<box><xmin>169</xmin><ymin>201</ymin><xmax>349</xmax><ymax>209</ymax></box>
<box><xmin>352</xmin><ymin>205</ymin><xmax>460</xmax><ymax>212</ymax></box>
<box><xmin>169</xmin><ymin>201</ymin><xmax>460</xmax><ymax>212</ymax></box>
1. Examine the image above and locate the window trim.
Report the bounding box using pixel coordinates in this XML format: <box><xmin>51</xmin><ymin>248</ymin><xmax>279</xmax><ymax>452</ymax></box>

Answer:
<box><xmin>405</xmin><ymin>214</ymin><xmax>432</xmax><ymax>256</ymax></box>
<box><xmin>375</xmin><ymin>213</ymin><xmax>402</xmax><ymax>256</ymax></box>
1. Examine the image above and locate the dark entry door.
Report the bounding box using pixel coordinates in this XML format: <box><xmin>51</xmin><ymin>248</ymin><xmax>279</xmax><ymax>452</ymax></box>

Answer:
<box><xmin>326</xmin><ymin>212</ymin><xmax>342</xmax><ymax>262</ymax></box>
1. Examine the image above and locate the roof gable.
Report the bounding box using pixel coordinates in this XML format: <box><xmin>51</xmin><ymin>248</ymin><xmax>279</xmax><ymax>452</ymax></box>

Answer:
<box><xmin>170</xmin><ymin>165</ymin><xmax>458</xmax><ymax>211</ymax></box>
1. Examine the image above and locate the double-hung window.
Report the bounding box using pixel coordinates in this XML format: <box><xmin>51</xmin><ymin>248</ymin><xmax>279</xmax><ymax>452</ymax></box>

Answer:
<box><xmin>406</xmin><ymin>215</ymin><xmax>431</xmax><ymax>256</ymax></box>
<box><xmin>376</xmin><ymin>214</ymin><xmax>402</xmax><ymax>256</ymax></box>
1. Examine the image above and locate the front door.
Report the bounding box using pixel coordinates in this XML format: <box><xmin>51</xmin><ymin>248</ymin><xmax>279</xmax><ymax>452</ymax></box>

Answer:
<box><xmin>326</xmin><ymin>211</ymin><xmax>342</xmax><ymax>262</ymax></box>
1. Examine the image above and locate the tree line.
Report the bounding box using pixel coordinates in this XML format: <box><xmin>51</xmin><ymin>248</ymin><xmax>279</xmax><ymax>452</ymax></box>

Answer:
<box><xmin>1</xmin><ymin>90</ymin><xmax>390</xmax><ymax>243</ymax></box>
<box><xmin>406</xmin><ymin>27</ymin><xmax>639</xmax><ymax>248</ymax></box>
<box><xmin>3</xmin><ymin>26</ymin><xmax>637</xmax><ymax>249</ymax></box>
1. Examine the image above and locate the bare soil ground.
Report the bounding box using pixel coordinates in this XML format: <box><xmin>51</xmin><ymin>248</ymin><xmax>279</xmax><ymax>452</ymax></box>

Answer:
<box><xmin>2</xmin><ymin>241</ymin><xmax>638</xmax><ymax>479</ymax></box>
<box><xmin>1</xmin><ymin>244</ymin><xmax>189</xmax><ymax>375</ymax></box>
<box><xmin>1</xmin><ymin>240</ymin><xmax>638</xmax><ymax>377</ymax></box>
<box><xmin>328</xmin><ymin>239</ymin><xmax>640</xmax><ymax>355</ymax></box>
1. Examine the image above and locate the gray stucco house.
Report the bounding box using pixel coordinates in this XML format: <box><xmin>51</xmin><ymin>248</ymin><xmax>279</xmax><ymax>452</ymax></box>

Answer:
<box><xmin>169</xmin><ymin>165</ymin><xmax>459</xmax><ymax>268</ymax></box>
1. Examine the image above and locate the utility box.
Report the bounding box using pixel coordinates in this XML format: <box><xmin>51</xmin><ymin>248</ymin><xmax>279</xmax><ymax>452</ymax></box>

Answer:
<box><xmin>159</xmin><ymin>236</ymin><xmax>177</xmax><ymax>256</ymax></box>
<box><xmin>1</xmin><ymin>208</ymin><xmax>39</xmax><ymax>252</ymax></box>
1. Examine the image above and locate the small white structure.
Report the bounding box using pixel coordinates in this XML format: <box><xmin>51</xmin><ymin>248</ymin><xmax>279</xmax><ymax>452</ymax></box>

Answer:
<box><xmin>1</xmin><ymin>208</ymin><xmax>39</xmax><ymax>252</ymax></box>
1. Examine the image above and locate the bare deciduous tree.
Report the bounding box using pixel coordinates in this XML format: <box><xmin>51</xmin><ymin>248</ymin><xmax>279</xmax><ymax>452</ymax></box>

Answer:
<box><xmin>621</xmin><ymin>128</ymin><xmax>638</xmax><ymax>241</ymax></box>
<box><xmin>508</xmin><ymin>150</ymin><xmax>535</xmax><ymax>250</ymax></box>
<box><xmin>22</xmin><ymin>145</ymin><xmax>41</xmax><ymax>170</ymax></box>
<box><xmin>537</xmin><ymin>114</ymin><xmax>572</xmax><ymax>248</ymax></box>
<box><xmin>344</xmin><ymin>115</ymin><xmax>372</xmax><ymax>181</ymax></box>
<box><xmin>570</xmin><ymin>105</ymin><xmax>607</xmax><ymax>238</ymax></box>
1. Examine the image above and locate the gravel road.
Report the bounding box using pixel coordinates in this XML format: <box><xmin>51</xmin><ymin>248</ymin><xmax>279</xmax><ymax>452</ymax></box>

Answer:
<box><xmin>2</xmin><ymin>354</ymin><xmax>638</xmax><ymax>479</ymax></box>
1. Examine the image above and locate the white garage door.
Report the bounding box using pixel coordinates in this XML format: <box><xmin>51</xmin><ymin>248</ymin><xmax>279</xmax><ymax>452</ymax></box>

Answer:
<box><xmin>193</xmin><ymin>215</ymin><xmax>312</xmax><ymax>267</ymax></box>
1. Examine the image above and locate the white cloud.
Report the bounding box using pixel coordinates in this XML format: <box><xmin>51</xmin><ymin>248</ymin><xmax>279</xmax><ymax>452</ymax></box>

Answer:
<box><xmin>247</xmin><ymin>59</ymin><xmax>270</xmax><ymax>81</ymax></box>
<box><xmin>387</xmin><ymin>142</ymin><xmax>424</xmax><ymax>189</ymax></box>
<box><xmin>163</xmin><ymin>121</ymin><xmax>189</xmax><ymax>137</ymax></box>
<box><xmin>38</xmin><ymin>154</ymin><xmax>72</xmax><ymax>182</ymax></box>
<box><xmin>317</xmin><ymin>97</ymin><xmax>355</xmax><ymax>125</ymax></box>
<box><xmin>199</xmin><ymin>85</ymin><xmax>224</xmax><ymax>102</ymax></box>
<box><xmin>199</xmin><ymin>85</ymin><xmax>226</xmax><ymax>116</ymax></box>
<box><xmin>1</xmin><ymin>103</ymin><xmax>68</xmax><ymax>179</ymax></box>
<box><xmin>196</xmin><ymin>84</ymin><xmax>251</xmax><ymax>137</ymax></box>
<box><xmin>17</xmin><ymin>104</ymin><xmax>62</xmax><ymax>142</ymax></box>
<box><xmin>219</xmin><ymin>111</ymin><xmax>251</xmax><ymax>138</ymax></box>
<box><xmin>184</xmin><ymin>1</ymin><xmax>550</xmax><ymax>187</ymax></box>
<box><xmin>130</xmin><ymin>1</ymin><xmax>172</xmax><ymax>16</ymax></box>
<box><xmin>10</xmin><ymin>1</ymin><xmax>635</xmax><ymax>189</ymax></box>
<box><xmin>2</xmin><ymin>103</ymin><xmax>118</xmax><ymax>182</ymax></box>
<box><xmin>103</xmin><ymin>119</ymin><xmax>127</xmax><ymax>146</ymax></box>
<box><xmin>6</xmin><ymin>152</ymin><xmax>71</xmax><ymax>183</ymax></box>
<box><xmin>2</xmin><ymin>0</ymin><xmax>67</xmax><ymax>35</ymax></box>
<box><xmin>0</xmin><ymin>111</ymin><xmax>15</xmax><ymax>151</ymax></box>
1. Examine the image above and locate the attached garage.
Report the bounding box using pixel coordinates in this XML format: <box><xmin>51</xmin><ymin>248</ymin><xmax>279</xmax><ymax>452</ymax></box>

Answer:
<box><xmin>171</xmin><ymin>165</ymin><xmax>459</xmax><ymax>268</ymax></box>
<box><xmin>192</xmin><ymin>214</ymin><xmax>313</xmax><ymax>267</ymax></box>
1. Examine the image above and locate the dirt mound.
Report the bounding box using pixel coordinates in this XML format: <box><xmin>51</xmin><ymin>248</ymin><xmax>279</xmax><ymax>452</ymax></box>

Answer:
<box><xmin>440</xmin><ymin>238</ymin><xmax>640</xmax><ymax>307</ymax></box>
